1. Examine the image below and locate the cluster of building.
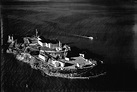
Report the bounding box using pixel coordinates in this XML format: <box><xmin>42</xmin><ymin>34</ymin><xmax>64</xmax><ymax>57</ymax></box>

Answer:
<box><xmin>6</xmin><ymin>31</ymin><xmax>98</xmax><ymax>71</ymax></box>
<box><xmin>7</xmin><ymin>30</ymin><xmax>71</xmax><ymax>63</ymax></box>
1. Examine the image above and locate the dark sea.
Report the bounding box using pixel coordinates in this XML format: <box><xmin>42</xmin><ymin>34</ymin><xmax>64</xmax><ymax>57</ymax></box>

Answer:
<box><xmin>1</xmin><ymin>1</ymin><xmax>137</xmax><ymax>91</ymax></box>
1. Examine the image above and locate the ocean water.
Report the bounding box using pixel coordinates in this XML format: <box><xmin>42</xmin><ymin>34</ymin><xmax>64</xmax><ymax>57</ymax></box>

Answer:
<box><xmin>1</xmin><ymin>1</ymin><xmax>136</xmax><ymax>91</ymax></box>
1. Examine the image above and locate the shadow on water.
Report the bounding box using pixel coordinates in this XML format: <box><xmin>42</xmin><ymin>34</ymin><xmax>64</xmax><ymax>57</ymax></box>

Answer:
<box><xmin>1</xmin><ymin>0</ymin><xmax>137</xmax><ymax>91</ymax></box>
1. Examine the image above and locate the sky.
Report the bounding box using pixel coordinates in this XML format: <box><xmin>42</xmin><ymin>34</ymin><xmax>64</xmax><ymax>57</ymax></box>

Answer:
<box><xmin>2</xmin><ymin>0</ymin><xmax>131</xmax><ymax>5</ymax></box>
<box><xmin>18</xmin><ymin>0</ymin><xmax>73</xmax><ymax>1</ymax></box>
<box><xmin>18</xmin><ymin>0</ymin><xmax>88</xmax><ymax>1</ymax></box>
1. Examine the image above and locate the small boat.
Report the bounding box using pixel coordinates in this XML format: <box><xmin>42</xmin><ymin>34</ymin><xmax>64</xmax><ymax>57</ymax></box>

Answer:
<box><xmin>6</xmin><ymin>30</ymin><xmax>106</xmax><ymax>79</ymax></box>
